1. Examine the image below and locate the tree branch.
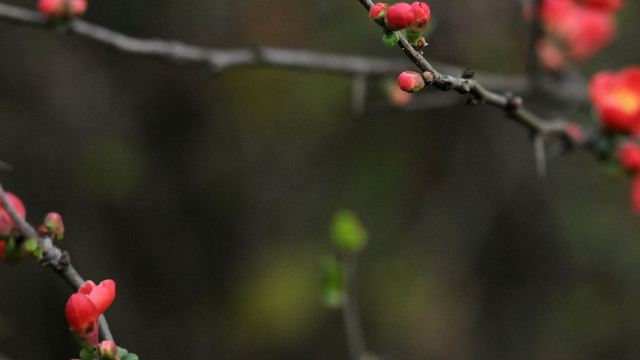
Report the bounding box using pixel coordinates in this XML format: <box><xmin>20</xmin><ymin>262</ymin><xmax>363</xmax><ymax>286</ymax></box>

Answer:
<box><xmin>355</xmin><ymin>0</ymin><xmax>573</xmax><ymax>140</ymax></box>
<box><xmin>0</xmin><ymin>183</ymin><xmax>114</xmax><ymax>343</ymax></box>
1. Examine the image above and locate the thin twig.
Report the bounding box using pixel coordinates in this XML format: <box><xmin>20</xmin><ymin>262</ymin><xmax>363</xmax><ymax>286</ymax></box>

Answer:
<box><xmin>0</xmin><ymin>183</ymin><xmax>114</xmax><ymax>342</ymax></box>
<box><xmin>340</xmin><ymin>256</ymin><xmax>367</xmax><ymax>360</ymax></box>
<box><xmin>356</xmin><ymin>0</ymin><xmax>572</xmax><ymax>141</ymax></box>
<box><xmin>0</xmin><ymin>0</ymin><xmax>587</xmax><ymax>105</ymax></box>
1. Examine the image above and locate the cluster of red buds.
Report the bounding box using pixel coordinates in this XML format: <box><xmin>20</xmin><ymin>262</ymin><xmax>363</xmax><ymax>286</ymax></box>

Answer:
<box><xmin>537</xmin><ymin>0</ymin><xmax>623</xmax><ymax>69</ymax></box>
<box><xmin>37</xmin><ymin>0</ymin><xmax>87</xmax><ymax>18</ymax></box>
<box><xmin>369</xmin><ymin>2</ymin><xmax>431</xmax><ymax>48</ymax></box>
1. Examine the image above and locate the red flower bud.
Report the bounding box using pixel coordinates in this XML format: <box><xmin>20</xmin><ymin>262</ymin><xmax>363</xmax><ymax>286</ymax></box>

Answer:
<box><xmin>397</xmin><ymin>71</ymin><xmax>425</xmax><ymax>93</ymax></box>
<box><xmin>0</xmin><ymin>192</ymin><xmax>26</xmax><ymax>236</ymax></box>
<box><xmin>385</xmin><ymin>3</ymin><xmax>415</xmax><ymax>30</ymax></box>
<box><xmin>370</xmin><ymin>3</ymin><xmax>389</xmax><ymax>24</ymax></box>
<box><xmin>66</xmin><ymin>280</ymin><xmax>116</xmax><ymax>345</ymax></box>
<box><xmin>37</xmin><ymin>0</ymin><xmax>65</xmax><ymax>17</ymax></box>
<box><xmin>37</xmin><ymin>0</ymin><xmax>87</xmax><ymax>17</ymax></box>
<box><xmin>44</xmin><ymin>212</ymin><xmax>65</xmax><ymax>240</ymax></box>
<box><xmin>411</xmin><ymin>2</ymin><xmax>431</xmax><ymax>31</ymax></box>
<box><xmin>618</xmin><ymin>142</ymin><xmax>640</xmax><ymax>172</ymax></box>
<box><xmin>97</xmin><ymin>340</ymin><xmax>119</xmax><ymax>359</ymax></box>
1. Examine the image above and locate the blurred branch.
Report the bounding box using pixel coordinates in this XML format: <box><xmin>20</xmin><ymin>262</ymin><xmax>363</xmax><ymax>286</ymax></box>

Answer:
<box><xmin>0</xmin><ymin>0</ymin><xmax>586</xmax><ymax>103</ymax></box>
<box><xmin>0</xmin><ymin>352</ymin><xmax>13</xmax><ymax>360</ymax></box>
<box><xmin>340</xmin><ymin>256</ymin><xmax>367</xmax><ymax>360</ymax></box>
<box><xmin>0</xmin><ymin>183</ymin><xmax>114</xmax><ymax>343</ymax></box>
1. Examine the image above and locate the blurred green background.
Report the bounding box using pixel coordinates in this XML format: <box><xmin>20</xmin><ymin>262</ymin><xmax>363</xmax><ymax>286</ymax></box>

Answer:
<box><xmin>1</xmin><ymin>0</ymin><xmax>640</xmax><ymax>359</ymax></box>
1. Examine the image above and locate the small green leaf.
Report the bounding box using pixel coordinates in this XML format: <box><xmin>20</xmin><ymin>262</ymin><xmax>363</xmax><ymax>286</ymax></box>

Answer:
<box><xmin>321</xmin><ymin>255</ymin><xmax>345</xmax><ymax>308</ymax></box>
<box><xmin>330</xmin><ymin>209</ymin><xmax>368</xmax><ymax>254</ymax></box>
<box><xmin>382</xmin><ymin>30</ymin><xmax>399</xmax><ymax>47</ymax></box>
<box><xmin>121</xmin><ymin>353</ymin><xmax>139</xmax><ymax>360</ymax></box>
<box><xmin>117</xmin><ymin>346</ymin><xmax>128</xmax><ymax>357</ymax></box>
<box><xmin>24</xmin><ymin>238</ymin><xmax>38</xmax><ymax>252</ymax></box>
<box><xmin>79</xmin><ymin>347</ymin><xmax>98</xmax><ymax>360</ymax></box>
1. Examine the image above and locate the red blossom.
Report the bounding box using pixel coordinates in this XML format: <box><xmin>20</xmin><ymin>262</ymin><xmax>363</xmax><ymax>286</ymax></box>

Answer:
<box><xmin>589</xmin><ymin>67</ymin><xmax>640</xmax><ymax>134</ymax></box>
<box><xmin>539</xmin><ymin>0</ymin><xmax>616</xmax><ymax>60</ymax></box>
<box><xmin>385</xmin><ymin>3</ymin><xmax>415</xmax><ymax>30</ymax></box>
<box><xmin>65</xmin><ymin>280</ymin><xmax>116</xmax><ymax>345</ymax></box>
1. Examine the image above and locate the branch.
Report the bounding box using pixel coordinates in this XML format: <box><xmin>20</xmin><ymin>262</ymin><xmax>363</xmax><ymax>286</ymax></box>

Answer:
<box><xmin>0</xmin><ymin>183</ymin><xmax>114</xmax><ymax>343</ymax></box>
<box><xmin>0</xmin><ymin>0</ymin><xmax>587</xmax><ymax>105</ymax></box>
<box><xmin>356</xmin><ymin>0</ymin><xmax>573</xmax><ymax>139</ymax></box>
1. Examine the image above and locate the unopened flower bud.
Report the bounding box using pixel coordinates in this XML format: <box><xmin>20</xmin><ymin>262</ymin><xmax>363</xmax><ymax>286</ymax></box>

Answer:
<box><xmin>422</xmin><ymin>71</ymin><xmax>434</xmax><ymax>84</ymax></box>
<box><xmin>397</xmin><ymin>71</ymin><xmax>425</xmax><ymax>93</ymax></box>
<box><xmin>37</xmin><ymin>0</ymin><xmax>65</xmax><ymax>17</ymax></box>
<box><xmin>97</xmin><ymin>340</ymin><xmax>119</xmax><ymax>360</ymax></box>
<box><xmin>385</xmin><ymin>3</ymin><xmax>415</xmax><ymax>30</ymax></box>
<box><xmin>411</xmin><ymin>2</ymin><xmax>431</xmax><ymax>31</ymax></box>
<box><xmin>44</xmin><ymin>212</ymin><xmax>65</xmax><ymax>240</ymax></box>
<box><xmin>369</xmin><ymin>3</ymin><xmax>389</xmax><ymax>25</ymax></box>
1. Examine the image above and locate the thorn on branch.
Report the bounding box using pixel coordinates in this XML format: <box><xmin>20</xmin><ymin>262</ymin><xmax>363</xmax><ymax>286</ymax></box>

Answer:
<box><xmin>461</xmin><ymin>68</ymin><xmax>475</xmax><ymax>79</ymax></box>
<box><xmin>504</xmin><ymin>92</ymin><xmax>523</xmax><ymax>112</ymax></box>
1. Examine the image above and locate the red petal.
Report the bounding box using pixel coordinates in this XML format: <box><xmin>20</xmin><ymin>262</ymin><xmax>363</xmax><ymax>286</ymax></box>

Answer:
<box><xmin>65</xmin><ymin>293</ymin><xmax>98</xmax><ymax>333</ymax></box>
<box><xmin>88</xmin><ymin>279</ymin><xmax>116</xmax><ymax>315</ymax></box>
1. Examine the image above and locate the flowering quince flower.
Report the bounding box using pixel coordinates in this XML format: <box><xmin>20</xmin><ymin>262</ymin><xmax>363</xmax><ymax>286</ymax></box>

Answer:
<box><xmin>385</xmin><ymin>3</ymin><xmax>415</xmax><ymax>30</ymax></box>
<box><xmin>66</xmin><ymin>279</ymin><xmax>116</xmax><ymax>346</ymax></box>
<box><xmin>618</xmin><ymin>142</ymin><xmax>640</xmax><ymax>172</ymax></box>
<box><xmin>539</xmin><ymin>0</ymin><xmax>616</xmax><ymax>61</ymax></box>
<box><xmin>397</xmin><ymin>71</ymin><xmax>425</xmax><ymax>93</ymax></box>
<box><xmin>589</xmin><ymin>66</ymin><xmax>640</xmax><ymax>135</ymax></box>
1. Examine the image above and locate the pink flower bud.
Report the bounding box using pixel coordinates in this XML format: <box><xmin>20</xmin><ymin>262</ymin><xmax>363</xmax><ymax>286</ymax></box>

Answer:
<box><xmin>44</xmin><ymin>212</ymin><xmax>65</xmax><ymax>240</ymax></box>
<box><xmin>411</xmin><ymin>2</ymin><xmax>431</xmax><ymax>31</ymax></box>
<box><xmin>618</xmin><ymin>142</ymin><xmax>640</xmax><ymax>172</ymax></box>
<box><xmin>385</xmin><ymin>3</ymin><xmax>415</xmax><ymax>30</ymax></box>
<box><xmin>97</xmin><ymin>340</ymin><xmax>119</xmax><ymax>359</ymax></box>
<box><xmin>397</xmin><ymin>71</ymin><xmax>425</xmax><ymax>93</ymax></box>
<box><xmin>369</xmin><ymin>3</ymin><xmax>389</xmax><ymax>24</ymax></box>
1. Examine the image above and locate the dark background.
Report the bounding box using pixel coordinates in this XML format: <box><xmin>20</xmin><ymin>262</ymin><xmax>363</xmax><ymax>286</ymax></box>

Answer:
<box><xmin>1</xmin><ymin>0</ymin><xmax>640</xmax><ymax>359</ymax></box>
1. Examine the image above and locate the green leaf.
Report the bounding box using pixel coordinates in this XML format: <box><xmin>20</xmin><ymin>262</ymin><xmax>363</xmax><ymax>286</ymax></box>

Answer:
<box><xmin>121</xmin><ymin>353</ymin><xmax>139</xmax><ymax>360</ymax></box>
<box><xmin>321</xmin><ymin>255</ymin><xmax>345</xmax><ymax>308</ymax></box>
<box><xmin>24</xmin><ymin>238</ymin><xmax>38</xmax><ymax>252</ymax></box>
<box><xmin>330</xmin><ymin>209</ymin><xmax>368</xmax><ymax>254</ymax></box>
<box><xmin>79</xmin><ymin>347</ymin><xmax>98</xmax><ymax>360</ymax></box>
<box><xmin>117</xmin><ymin>346</ymin><xmax>128</xmax><ymax>357</ymax></box>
